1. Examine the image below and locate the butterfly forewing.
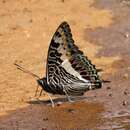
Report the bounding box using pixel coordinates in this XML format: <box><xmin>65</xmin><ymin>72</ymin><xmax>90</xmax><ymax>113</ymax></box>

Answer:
<box><xmin>46</xmin><ymin>22</ymin><xmax>102</xmax><ymax>96</ymax></box>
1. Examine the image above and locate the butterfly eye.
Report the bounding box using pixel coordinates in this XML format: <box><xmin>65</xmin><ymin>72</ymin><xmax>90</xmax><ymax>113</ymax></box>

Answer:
<box><xmin>37</xmin><ymin>79</ymin><xmax>43</xmax><ymax>86</ymax></box>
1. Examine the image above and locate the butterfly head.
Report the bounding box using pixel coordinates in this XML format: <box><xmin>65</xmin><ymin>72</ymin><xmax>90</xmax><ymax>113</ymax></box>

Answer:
<box><xmin>37</xmin><ymin>77</ymin><xmax>47</xmax><ymax>89</ymax></box>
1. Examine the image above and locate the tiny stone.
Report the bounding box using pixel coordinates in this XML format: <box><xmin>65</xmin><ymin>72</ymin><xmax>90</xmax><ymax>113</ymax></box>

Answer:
<box><xmin>108</xmin><ymin>93</ymin><xmax>112</xmax><ymax>97</ymax></box>
<box><xmin>124</xmin><ymin>89</ymin><xmax>129</xmax><ymax>95</ymax></box>
<box><xmin>56</xmin><ymin>101</ymin><xmax>62</xmax><ymax>106</ymax></box>
<box><xmin>106</xmin><ymin>86</ymin><xmax>111</xmax><ymax>90</ymax></box>
<box><xmin>124</xmin><ymin>91</ymin><xmax>127</xmax><ymax>95</ymax></box>
<box><xmin>122</xmin><ymin>100</ymin><xmax>127</xmax><ymax>106</ymax></box>
<box><xmin>124</xmin><ymin>33</ymin><xmax>129</xmax><ymax>38</ymax></box>
<box><xmin>43</xmin><ymin>117</ymin><xmax>48</xmax><ymax>121</ymax></box>
<box><xmin>67</xmin><ymin>108</ymin><xmax>75</xmax><ymax>113</ymax></box>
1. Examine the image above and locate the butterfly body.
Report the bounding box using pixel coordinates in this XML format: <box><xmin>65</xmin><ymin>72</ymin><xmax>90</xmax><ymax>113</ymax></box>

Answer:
<box><xmin>37</xmin><ymin>22</ymin><xmax>102</xmax><ymax>98</ymax></box>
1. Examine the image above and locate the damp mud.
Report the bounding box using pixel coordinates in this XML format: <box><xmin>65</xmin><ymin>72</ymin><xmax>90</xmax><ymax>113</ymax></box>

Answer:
<box><xmin>0</xmin><ymin>100</ymin><xmax>130</xmax><ymax>130</ymax></box>
<box><xmin>0</xmin><ymin>101</ymin><xmax>104</xmax><ymax>130</ymax></box>
<box><xmin>0</xmin><ymin>0</ymin><xmax>130</xmax><ymax>129</ymax></box>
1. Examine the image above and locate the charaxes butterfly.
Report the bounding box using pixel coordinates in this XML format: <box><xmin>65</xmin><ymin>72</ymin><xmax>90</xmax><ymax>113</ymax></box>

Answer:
<box><xmin>15</xmin><ymin>21</ymin><xmax>109</xmax><ymax>107</ymax></box>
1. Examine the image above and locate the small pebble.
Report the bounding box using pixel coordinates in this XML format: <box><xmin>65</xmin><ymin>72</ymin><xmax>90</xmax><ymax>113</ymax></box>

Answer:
<box><xmin>106</xmin><ymin>86</ymin><xmax>111</xmax><ymax>90</ymax></box>
<box><xmin>43</xmin><ymin>117</ymin><xmax>48</xmax><ymax>121</ymax></box>
<box><xmin>124</xmin><ymin>33</ymin><xmax>129</xmax><ymax>38</ymax></box>
<box><xmin>108</xmin><ymin>93</ymin><xmax>112</xmax><ymax>97</ymax></box>
<box><xmin>124</xmin><ymin>89</ymin><xmax>129</xmax><ymax>95</ymax></box>
<box><xmin>67</xmin><ymin>108</ymin><xmax>75</xmax><ymax>113</ymax></box>
<box><xmin>122</xmin><ymin>100</ymin><xmax>128</xmax><ymax>106</ymax></box>
<box><xmin>56</xmin><ymin>101</ymin><xmax>62</xmax><ymax>106</ymax></box>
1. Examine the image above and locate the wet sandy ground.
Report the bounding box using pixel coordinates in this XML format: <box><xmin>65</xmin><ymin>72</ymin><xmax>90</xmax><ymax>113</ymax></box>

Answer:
<box><xmin>0</xmin><ymin>0</ymin><xmax>130</xmax><ymax>129</ymax></box>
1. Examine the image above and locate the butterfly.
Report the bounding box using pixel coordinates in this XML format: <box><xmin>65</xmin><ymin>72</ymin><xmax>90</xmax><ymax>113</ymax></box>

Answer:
<box><xmin>15</xmin><ymin>21</ymin><xmax>108</xmax><ymax>107</ymax></box>
<box><xmin>36</xmin><ymin>21</ymin><xmax>107</xmax><ymax>107</ymax></box>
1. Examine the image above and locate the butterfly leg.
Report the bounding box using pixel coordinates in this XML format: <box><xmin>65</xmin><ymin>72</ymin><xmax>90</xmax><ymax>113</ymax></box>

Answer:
<box><xmin>63</xmin><ymin>87</ymin><xmax>73</xmax><ymax>103</ymax></box>
<box><xmin>34</xmin><ymin>84</ymin><xmax>39</xmax><ymax>97</ymax></box>
<box><xmin>35</xmin><ymin>86</ymin><xmax>54</xmax><ymax>107</ymax></box>
<box><xmin>46</xmin><ymin>93</ymin><xmax>55</xmax><ymax>107</ymax></box>
<box><xmin>38</xmin><ymin>91</ymin><xmax>55</xmax><ymax>107</ymax></box>
<box><xmin>39</xmin><ymin>89</ymin><xmax>43</xmax><ymax>97</ymax></box>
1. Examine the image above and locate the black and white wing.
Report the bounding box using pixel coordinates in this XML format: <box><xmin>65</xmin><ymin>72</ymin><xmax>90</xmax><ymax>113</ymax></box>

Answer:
<box><xmin>46</xmin><ymin>22</ymin><xmax>102</xmax><ymax>96</ymax></box>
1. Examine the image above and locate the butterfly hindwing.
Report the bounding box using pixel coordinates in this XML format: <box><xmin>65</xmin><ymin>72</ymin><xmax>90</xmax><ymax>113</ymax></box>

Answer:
<box><xmin>46</xmin><ymin>22</ymin><xmax>102</xmax><ymax>95</ymax></box>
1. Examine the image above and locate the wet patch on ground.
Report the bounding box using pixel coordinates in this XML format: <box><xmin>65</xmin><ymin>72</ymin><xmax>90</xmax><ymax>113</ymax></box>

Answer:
<box><xmin>0</xmin><ymin>101</ymin><xmax>104</xmax><ymax>130</ymax></box>
<box><xmin>85</xmin><ymin>0</ymin><xmax>130</xmax><ymax>57</ymax></box>
<box><xmin>83</xmin><ymin>0</ymin><xmax>130</xmax><ymax>129</ymax></box>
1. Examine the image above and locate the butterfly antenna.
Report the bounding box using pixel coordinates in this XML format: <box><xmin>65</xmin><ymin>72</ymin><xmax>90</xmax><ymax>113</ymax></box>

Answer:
<box><xmin>14</xmin><ymin>63</ymin><xmax>42</xmax><ymax>97</ymax></box>
<box><xmin>14</xmin><ymin>63</ymin><xmax>40</xmax><ymax>80</ymax></box>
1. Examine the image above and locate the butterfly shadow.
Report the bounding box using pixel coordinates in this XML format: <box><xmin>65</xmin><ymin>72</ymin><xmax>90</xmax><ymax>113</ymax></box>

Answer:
<box><xmin>27</xmin><ymin>96</ymin><xmax>88</xmax><ymax>106</ymax></box>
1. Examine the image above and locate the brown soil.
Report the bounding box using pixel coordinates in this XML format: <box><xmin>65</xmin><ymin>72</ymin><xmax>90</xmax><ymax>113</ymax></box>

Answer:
<box><xmin>0</xmin><ymin>0</ymin><xmax>130</xmax><ymax>129</ymax></box>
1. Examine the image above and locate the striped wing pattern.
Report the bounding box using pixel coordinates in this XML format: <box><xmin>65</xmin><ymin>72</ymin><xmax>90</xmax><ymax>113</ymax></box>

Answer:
<box><xmin>46</xmin><ymin>22</ymin><xmax>102</xmax><ymax>96</ymax></box>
